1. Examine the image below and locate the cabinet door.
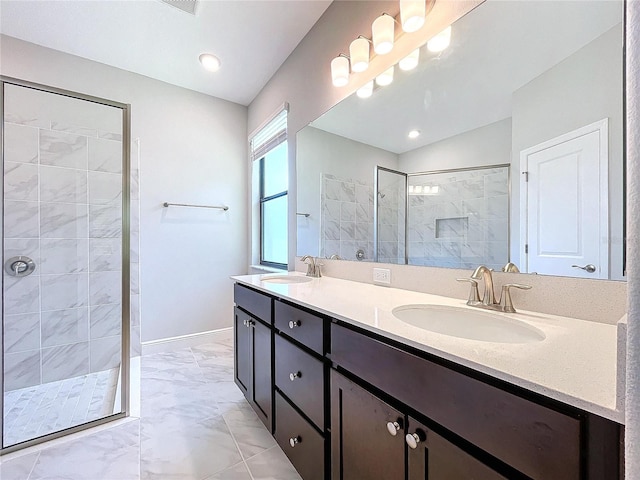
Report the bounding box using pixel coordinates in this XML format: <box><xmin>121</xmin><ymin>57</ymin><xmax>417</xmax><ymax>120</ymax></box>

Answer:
<box><xmin>234</xmin><ymin>307</ymin><xmax>252</xmax><ymax>397</ymax></box>
<box><xmin>252</xmin><ymin>318</ymin><xmax>272</xmax><ymax>430</ymax></box>
<box><xmin>406</xmin><ymin>417</ymin><xmax>506</xmax><ymax>480</ymax></box>
<box><xmin>331</xmin><ymin>370</ymin><xmax>404</xmax><ymax>480</ymax></box>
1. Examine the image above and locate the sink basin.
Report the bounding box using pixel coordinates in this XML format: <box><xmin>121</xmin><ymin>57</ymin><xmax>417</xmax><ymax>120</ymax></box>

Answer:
<box><xmin>392</xmin><ymin>304</ymin><xmax>545</xmax><ymax>344</ymax></box>
<box><xmin>260</xmin><ymin>275</ymin><xmax>313</xmax><ymax>284</ymax></box>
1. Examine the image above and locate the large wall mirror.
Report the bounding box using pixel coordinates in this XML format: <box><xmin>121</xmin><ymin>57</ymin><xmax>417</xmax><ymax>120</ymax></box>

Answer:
<box><xmin>296</xmin><ymin>0</ymin><xmax>624</xmax><ymax>280</ymax></box>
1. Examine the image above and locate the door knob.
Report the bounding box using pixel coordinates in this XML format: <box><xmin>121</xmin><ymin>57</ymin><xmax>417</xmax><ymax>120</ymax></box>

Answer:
<box><xmin>289</xmin><ymin>436</ymin><xmax>301</xmax><ymax>447</ymax></box>
<box><xmin>571</xmin><ymin>264</ymin><xmax>596</xmax><ymax>273</ymax></box>
<box><xmin>386</xmin><ymin>421</ymin><xmax>402</xmax><ymax>436</ymax></box>
<box><xmin>405</xmin><ymin>431</ymin><xmax>426</xmax><ymax>449</ymax></box>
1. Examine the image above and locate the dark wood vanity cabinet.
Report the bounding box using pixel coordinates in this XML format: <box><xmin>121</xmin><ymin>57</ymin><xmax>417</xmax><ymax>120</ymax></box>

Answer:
<box><xmin>234</xmin><ymin>285</ymin><xmax>273</xmax><ymax>431</ymax></box>
<box><xmin>233</xmin><ymin>283</ymin><xmax>622</xmax><ymax>480</ymax></box>
<box><xmin>331</xmin><ymin>370</ymin><xmax>507</xmax><ymax>480</ymax></box>
<box><xmin>272</xmin><ymin>299</ymin><xmax>329</xmax><ymax>479</ymax></box>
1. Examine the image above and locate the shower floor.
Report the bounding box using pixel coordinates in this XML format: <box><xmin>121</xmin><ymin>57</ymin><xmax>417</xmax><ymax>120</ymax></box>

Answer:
<box><xmin>3</xmin><ymin>368</ymin><xmax>119</xmax><ymax>446</ymax></box>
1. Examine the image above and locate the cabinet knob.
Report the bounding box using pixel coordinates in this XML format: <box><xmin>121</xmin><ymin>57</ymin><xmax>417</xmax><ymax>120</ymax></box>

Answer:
<box><xmin>245</xmin><ymin>319</ymin><xmax>254</xmax><ymax>328</ymax></box>
<box><xmin>289</xmin><ymin>371</ymin><xmax>301</xmax><ymax>381</ymax></box>
<box><xmin>242</xmin><ymin>319</ymin><xmax>247</xmax><ymax>326</ymax></box>
<box><xmin>289</xmin><ymin>436</ymin><xmax>301</xmax><ymax>447</ymax></box>
<box><xmin>386</xmin><ymin>421</ymin><xmax>402</xmax><ymax>436</ymax></box>
<box><xmin>288</xmin><ymin>320</ymin><xmax>301</xmax><ymax>329</ymax></box>
<box><xmin>405</xmin><ymin>430</ymin><xmax>426</xmax><ymax>449</ymax></box>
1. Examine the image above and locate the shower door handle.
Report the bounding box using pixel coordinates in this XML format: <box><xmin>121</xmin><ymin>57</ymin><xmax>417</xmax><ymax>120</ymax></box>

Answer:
<box><xmin>4</xmin><ymin>256</ymin><xmax>36</xmax><ymax>277</ymax></box>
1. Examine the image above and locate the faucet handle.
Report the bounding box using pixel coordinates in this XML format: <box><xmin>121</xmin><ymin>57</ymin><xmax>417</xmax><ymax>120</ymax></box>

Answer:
<box><xmin>314</xmin><ymin>259</ymin><xmax>324</xmax><ymax>278</ymax></box>
<box><xmin>499</xmin><ymin>283</ymin><xmax>532</xmax><ymax>313</ymax></box>
<box><xmin>456</xmin><ymin>278</ymin><xmax>480</xmax><ymax>304</ymax></box>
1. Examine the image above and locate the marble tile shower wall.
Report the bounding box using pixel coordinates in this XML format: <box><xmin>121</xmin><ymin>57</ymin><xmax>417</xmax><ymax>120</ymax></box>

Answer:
<box><xmin>407</xmin><ymin>167</ymin><xmax>509</xmax><ymax>270</ymax></box>
<box><xmin>320</xmin><ymin>174</ymin><xmax>375</xmax><ymax>262</ymax></box>
<box><xmin>2</xmin><ymin>97</ymin><xmax>139</xmax><ymax>391</ymax></box>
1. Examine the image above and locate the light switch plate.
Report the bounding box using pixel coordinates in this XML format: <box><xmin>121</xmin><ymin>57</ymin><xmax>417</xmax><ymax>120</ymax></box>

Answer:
<box><xmin>373</xmin><ymin>268</ymin><xmax>391</xmax><ymax>285</ymax></box>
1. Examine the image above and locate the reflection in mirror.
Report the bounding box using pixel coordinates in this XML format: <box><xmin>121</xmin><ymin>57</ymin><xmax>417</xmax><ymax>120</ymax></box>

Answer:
<box><xmin>407</xmin><ymin>165</ymin><xmax>509</xmax><ymax>270</ymax></box>
<box><xmin>296</xmin><ymin>0</ymin><xmax>624</xmax><ymax>280</ymax></box>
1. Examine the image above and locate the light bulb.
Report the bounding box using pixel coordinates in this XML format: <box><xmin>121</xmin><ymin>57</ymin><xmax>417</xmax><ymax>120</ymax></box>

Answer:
<box><xmin>350</xmin><ymin>37</ymin><xmax>370</xmax><ymax>73</ymax></box>
<box><xmin>375</xmin><ymin>66</ymin><xmax>394</xmax><ymax>86</ymax></box>
<box><xmin>199</xmin><ymin>53</ymin><xmax>221</xmax><ymax>72</ymax></box>
<box><xmin>427</xmin><ymin>26</ymin><xmax>452</xmax><ymax>53</ymax></box>
<box><xmin>400</xmin><ymin>0</ymin><xmax>425</xmax><ymax>33</ymax></box>
<box><xmin>331</xmin><ymin>55</ymin><xmax>350</xmax><ymax>87</ymax></box>
<box><xmin>399</xmin><ymin>49</ymin><xmax>420</xmax><ymax>71</ymax></box>
<box><xmin>357</xmin><ymin>81</ymin><xmax>374</xmax><ymax>98</ymax></box>
<box><xmin>372</xmin><ymin>14</ymin><xmax>395</xmax><ymax>55</ymax></box>
<box><xmin>408</xmin><ymin>129</ymin><xmax>420</xmax><ymax>139</ymax></box>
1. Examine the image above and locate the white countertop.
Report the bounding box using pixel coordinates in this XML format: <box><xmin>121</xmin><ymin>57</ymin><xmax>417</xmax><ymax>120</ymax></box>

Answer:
<box><xmin>232</xmin><ymin>273</ymin><xmax>623</xmax><ymax>423</ymax></box>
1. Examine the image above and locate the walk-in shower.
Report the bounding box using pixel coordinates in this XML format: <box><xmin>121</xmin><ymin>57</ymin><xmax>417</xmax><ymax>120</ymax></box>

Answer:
<box><xmin>0</xmin><ymin>77</ymin><xmax>130</xmax><ymax>452</ymax></box>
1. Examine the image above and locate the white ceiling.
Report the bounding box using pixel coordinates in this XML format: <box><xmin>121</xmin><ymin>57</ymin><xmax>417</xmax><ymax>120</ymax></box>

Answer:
<box><xmin>0</xmin><ymin>0</ymin><xmax>332</xmax><ymax>106</ymax></box>
<box><xmin>311</xmin><ymin>0</ymin><xmax>622</xmax><ymax>154</ymax></box>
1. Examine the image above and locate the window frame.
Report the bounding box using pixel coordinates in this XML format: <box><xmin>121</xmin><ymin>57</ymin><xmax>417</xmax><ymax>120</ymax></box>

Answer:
<box><xmin>259</xmin><ymin>153</ymin><xmax>288</xmax><ymax>269</ymax></box>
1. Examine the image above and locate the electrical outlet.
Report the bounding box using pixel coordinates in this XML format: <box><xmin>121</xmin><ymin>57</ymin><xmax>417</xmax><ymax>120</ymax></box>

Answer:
<box><xmin>373</xmin><ymin>268</ymin><xmax>391</xmax><ymax>285</ymax></box>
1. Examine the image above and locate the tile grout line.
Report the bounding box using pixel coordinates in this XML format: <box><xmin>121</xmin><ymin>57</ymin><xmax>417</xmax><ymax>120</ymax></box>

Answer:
<box><xmin>25</xmin><ymin>450</ymin><xmax>42</xmax><ymax>480</ymax></box>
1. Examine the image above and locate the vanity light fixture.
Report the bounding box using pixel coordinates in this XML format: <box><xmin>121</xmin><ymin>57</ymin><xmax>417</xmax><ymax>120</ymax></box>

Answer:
<box><xmin>199</xmin><ymin>53</ymin><xmax>221</xmax><ymax>72</ymax></box>
<box><xmin>350</xmin><ymin>36</ymin><xmax>371</xmax><ymax>73</ymax></box>
<box><xmin>357</xmin><ymin>80</ymin><xmax>374</xmax><ymax>98</ymax></box>
<box><xmin>331</xmin><ymin>54</ymin><xmax>350</xmax><ymax>87</ymax></box>
<box><xmin>372</xmin><ymin>13</ymin><xmax>395</xmax><ymax>55</ymax></box>
<box><xmin>399</xmin><ymin>48</ymin><xmax>420</xmax><ymax>71</ymax></box>
<box><xmin>376</xmin><ymin>66</ymin><xmax>394</xmax><ymax>86</ymax></box>
<box><xmin>427</xmin><ymin>26</ymin><xmax>452</xmax><ymax>53</ymax></box>
<box><xmin>400</xmin><ymin>0</ymin><xmax>426</xmax><ymax>33</ymax></box>
<box><xmin>408</xmin><ymin>129</ymin><xmax>421</xmax><ymax>138</ymax></box>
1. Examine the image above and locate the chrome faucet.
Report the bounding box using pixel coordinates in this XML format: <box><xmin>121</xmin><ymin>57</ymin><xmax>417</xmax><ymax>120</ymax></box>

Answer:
<box><xmin>457</xmin><ymin>265</ymin><xmax>531</xmax><ymax>313</ymax></box>
<box><xmin>301</xmin><ymin>255</ymin><xmax>323</xmax><ymax>278</ymax></box>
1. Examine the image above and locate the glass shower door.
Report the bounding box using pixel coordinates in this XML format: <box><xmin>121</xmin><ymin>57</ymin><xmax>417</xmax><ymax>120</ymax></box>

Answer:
<box><xmin>374</xmin><ymin>166</ymin><xmax>407</xmax><ymax>264</ymax></box>
<box><xmin>1</xmin><ymin>79</ymin><xmax>129</xmax><ymax>449</ymax></box>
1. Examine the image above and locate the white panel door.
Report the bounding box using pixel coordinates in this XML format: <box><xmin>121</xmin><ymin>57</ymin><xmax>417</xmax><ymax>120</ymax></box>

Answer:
<box><xmin>520</xmin><ymin>120</ymin><xmax>608</xmax><ymax>278</ymax></box>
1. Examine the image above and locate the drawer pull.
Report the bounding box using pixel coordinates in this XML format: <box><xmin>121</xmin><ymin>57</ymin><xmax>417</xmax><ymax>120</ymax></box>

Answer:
<box><xmin>289</xmin><ymin>436</ymin><xmax>301</xmax><ymax>447</ymax></box>
<box><xmin>289</xmin><ymin>371</ymin><xmax>302</xmax><ymax>381</ymax></box>
<box><xmin>386</xmin><ymin>421</ymin><xmax>402</xmax><ymax>436</ymax></box>
<box><xmin>288</xmin><ymin>320</ymin><xmax>301</xmax><ymax>329</ymax></box>
<box><xmin>405</xmin><ymin>431</ymin><xmax>426</xmax><ymax>449</ymax></box>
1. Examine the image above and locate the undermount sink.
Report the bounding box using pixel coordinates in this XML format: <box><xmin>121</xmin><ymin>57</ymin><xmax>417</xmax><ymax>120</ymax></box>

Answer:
<box><xmin>260</xmin><ymin>274</ymin><xmax>313</xmax><ymax>284</ymax></box>
<box><xmin>392</xmin><ymin>304</ymin><xmax>545</xmax><ymax>344</ymax></box>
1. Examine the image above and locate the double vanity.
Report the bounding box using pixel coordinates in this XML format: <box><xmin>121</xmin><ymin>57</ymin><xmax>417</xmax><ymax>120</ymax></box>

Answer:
<box><xmin>232</xmin><ymin>272</ymin><xmax>623</xmax><ymax>480</ymax></box>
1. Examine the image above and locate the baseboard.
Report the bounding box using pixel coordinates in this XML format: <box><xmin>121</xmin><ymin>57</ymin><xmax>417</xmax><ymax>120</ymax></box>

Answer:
<box><xmin>141</xmin><ymin>327</ymin><xmax>233</xmax><ymax>355</ymax></box>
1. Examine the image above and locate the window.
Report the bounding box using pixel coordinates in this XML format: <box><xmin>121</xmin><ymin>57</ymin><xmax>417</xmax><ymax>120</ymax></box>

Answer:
<box><xmin>259</xmin><ymin>142</ymin><xmax>288</xmax><ymax>267</ymax></box>
<box><xmin>250</xmin><ymin>108</ymin><xmax>288</xmax><ymax>269</ymax></box>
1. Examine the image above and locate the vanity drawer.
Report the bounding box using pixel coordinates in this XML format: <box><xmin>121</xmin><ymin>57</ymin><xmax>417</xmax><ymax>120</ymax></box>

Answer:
<box><xmin>275</xmin><ymin>392</ymin><xmax>325</xmax><ymax>480</ymax></box>
<box><xmin>275</xmin><ymin>334</ymin><xmax>325</xmax><ymax>429</ymax></box>
<box><xmin>275</xmin><ymin>300</ymin><xmax>324</xmax><ymax>354</ymax></box>
<box><xmin>331</xmin><ymin>323</ymin><xmax>581</xmax><ymax>480</ymax></box>
<box><xmin>234</xmin><ymin>284</ymin><xmax>271</xmax><ymax>324</ymax></box>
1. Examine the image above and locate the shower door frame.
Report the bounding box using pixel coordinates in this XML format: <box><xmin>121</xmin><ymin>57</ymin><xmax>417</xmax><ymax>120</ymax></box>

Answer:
<box><xmin>374</xmin><ymin>166</ymin><xmax>409</xmax><ymax>264</ymax></box>
<box><xmin>0</xmin><ymin>76</ymin><xmax>131</xmax><ymax>454</ymax></box>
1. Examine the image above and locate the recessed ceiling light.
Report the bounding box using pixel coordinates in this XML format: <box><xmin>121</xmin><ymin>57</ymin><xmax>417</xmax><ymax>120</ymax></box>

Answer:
<box><xmin>199</xmin><ymin>53</ymin><xmax>221</xmax><ymax>72</ymax></box>
<box><xmin>408</xmin><ymin>129</ymin><xmax>421</xmax><ymax>139</ymax></box>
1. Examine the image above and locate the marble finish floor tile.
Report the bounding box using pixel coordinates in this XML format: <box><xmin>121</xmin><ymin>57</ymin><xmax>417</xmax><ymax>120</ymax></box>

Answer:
<box><xmin>2</xmin><ymin>333</ymin><xmax>301</xmax><ymax>480</ymax></box>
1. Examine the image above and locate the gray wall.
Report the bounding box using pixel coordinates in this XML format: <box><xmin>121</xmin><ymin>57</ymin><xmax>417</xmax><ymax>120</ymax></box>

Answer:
<box><xmin>398</xmin><ymin>118</ymin><xmax>512</xmax><ymax>174</ymax></box>
<box><xmin>511</xmin><ymin>24</ymin><xmax>624</xmax><ymax>278</ymax></box>
<box><xmin>0</xmin><ymin>35</ymin><xmax>248</xmax><ymax>343</ymax></box>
